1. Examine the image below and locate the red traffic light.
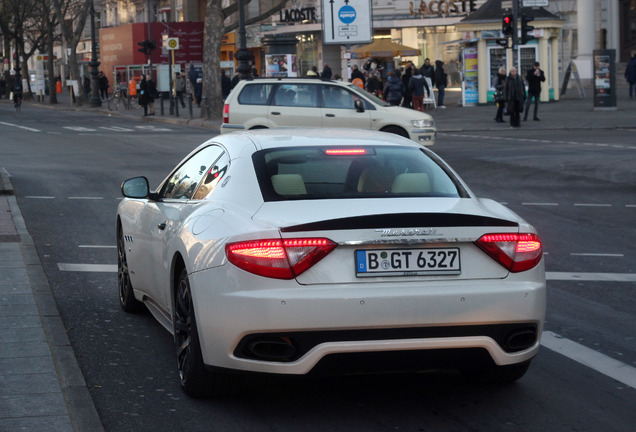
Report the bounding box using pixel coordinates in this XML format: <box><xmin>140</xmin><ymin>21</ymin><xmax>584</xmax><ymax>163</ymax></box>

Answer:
<box><xmin>502</xmin><ymin>14</ymin><xmax>514</xmax><ymax>37</ymax></box>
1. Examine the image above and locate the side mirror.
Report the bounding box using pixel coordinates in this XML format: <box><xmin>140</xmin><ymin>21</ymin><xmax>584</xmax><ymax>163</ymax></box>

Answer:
<box><xmin>121</xmin><ymin>176</ymin><xmax>150</xmax><ymax>199</ymax></box>
<box><xmin>354</xmin><ymin>99</ymin><xmax>365</xmax><ymax>113</ymax></box>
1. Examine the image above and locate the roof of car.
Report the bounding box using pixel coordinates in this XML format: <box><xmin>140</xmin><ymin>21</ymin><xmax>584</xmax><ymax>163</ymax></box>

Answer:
<box><xmin>228</xmin><ymin>128</ymin><xmax>419</xmax><ymax>150</ymax></box>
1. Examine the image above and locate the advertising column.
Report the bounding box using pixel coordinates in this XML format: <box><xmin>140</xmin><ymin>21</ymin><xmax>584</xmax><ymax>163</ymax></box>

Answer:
<box><xmin>593</xmin><ymin>49</ymin><xmax>616</xmax><ymax>110</ymax></box>
<box><xmin>462</xmin><ymin>46</ymin><xmax>478</xmax><ymax>106</ymax></box>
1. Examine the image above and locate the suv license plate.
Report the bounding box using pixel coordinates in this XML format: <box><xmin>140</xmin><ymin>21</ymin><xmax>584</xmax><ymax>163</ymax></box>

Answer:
<box><xmin>356</xmin><ymin>248</ymin><xmax>460</xmax><ymax>277</ymax></box>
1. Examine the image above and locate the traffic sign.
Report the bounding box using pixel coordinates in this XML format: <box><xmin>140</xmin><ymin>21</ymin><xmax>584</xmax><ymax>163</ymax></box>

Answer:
<box><xmin>322</xmin><ymin>0</ymin><xmax>373</xmax><ymax>45</ymax></box>
<box><xmin>166</xmin><ymin>37</ymin><xmax>179</xmax><ymax>50</ymax></box>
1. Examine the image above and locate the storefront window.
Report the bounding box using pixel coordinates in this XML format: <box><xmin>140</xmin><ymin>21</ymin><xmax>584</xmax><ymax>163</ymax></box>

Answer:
<box><xmin>488</xmin><ymin>47</ymin><xmax>506</xmax><ymax>89</ymax></box>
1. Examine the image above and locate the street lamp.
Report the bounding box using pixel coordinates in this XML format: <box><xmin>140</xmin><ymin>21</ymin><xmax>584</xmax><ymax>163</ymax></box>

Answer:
<box><xmin>236</xmin><ymin>0</ymin><xmax>251</xmax><ymax>80</ymax></box>
<box><xmin>89</xmin><ymin>0</ymin><xmax>101</xmax><ymax>107</ymax></box>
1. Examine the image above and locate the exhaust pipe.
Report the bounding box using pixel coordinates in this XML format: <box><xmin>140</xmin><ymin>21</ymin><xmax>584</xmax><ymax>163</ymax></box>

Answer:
<box><xmin>246</xmin><ymin>337</ymin><xmax>297</xmax><ymax>361</ymax></box>
<box><xmin>505</xmin><ymin>328</ymin><xmax>537</xmax><ymax>352</ymax></box>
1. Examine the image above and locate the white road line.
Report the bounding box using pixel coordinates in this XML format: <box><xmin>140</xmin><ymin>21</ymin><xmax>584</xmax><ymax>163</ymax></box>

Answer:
<box><xmin>24</xmin><ymin>196</ymin><xmax>55</xmax><ymax>199</ymax></box>
<box><xmin>63</xmin><ymin>126</ymin><xmax>97</xmax><ymax>132</ymax></box>
<box><xmin>0</xmin><ymin>121</ymin><xmax>41</xmax><ymax>132</ymax></box>
<box><xmin>546</xmin><ymin>272</ymin><xmax>636</xmax><ymax>282</ymax></box>
<box><xmin>574</xmin><ymin>203</ymin><xmax>612</xmax><ymax>207</ymax></box>
<box><xmin>570</xmin><ymin>253</ymin><xmax>624</xmax><ymax>257</ymax></box>
<box><xmin>100</xmin><ymin>126</ymin><xmax>135</xmax><ymax>132</ymax></box>
<box><xmin>1</xmin><ymin>167</ymin><xmax>12</xmax><ymax>177</ymax></box>
<box><xmin>522</xmin><ymin>202</ymin><xmax>559</xmax><ymax>206</ymax></box>
<box><xmin>58</xmin><ymin>263</ymin><xmax>117</xmax><ymax>272</ymax></box>
<box><xmin>78</xmin><ymin>245</ymin><xmax>116</xmax><ymax>249</ymax></box>
<box><xmin>626</xmin><ymin>205</ymin><xmax>636</xmax><ymax>208</ymax></box>
<box><xmin>68</xmin><ymin>197</ymin><xmax>104</xmax><ymax>200</ymax></box>
<box><xmin>541</xmin><ymin>331</ymin><xmax>636</xmax><ymax>390</ymax></box>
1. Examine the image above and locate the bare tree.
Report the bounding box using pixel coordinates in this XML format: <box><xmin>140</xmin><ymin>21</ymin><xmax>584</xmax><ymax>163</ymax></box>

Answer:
<box><xmin>201</xmin><ymin>0</ymin><xmax>288</xmax><ymax>120</ymax></box>
<box><xmin>51</xmin><ymin>0</ymin><xmax>90</xmax><ymax>102</ymax></box>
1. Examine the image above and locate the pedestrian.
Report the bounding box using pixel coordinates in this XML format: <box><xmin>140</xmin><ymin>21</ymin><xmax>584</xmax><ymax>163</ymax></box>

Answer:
<box><xmin>128</xmin><ymin>76</ymin><xmax>138</xmax><ymax>103</ymax></box>
<box><xmin>409</xmin><ymin>69</ymin><xmax>431</xmax><ymax>112</ymax></box>
<box><xmin>419</xmin><ymin>58</ymin><xmax>435</xmax><ymax>81</ymax></box>
<box><xmin>0</xmin><ymin>75</ymin><xmax>5</xmax><ymax>99</ymax></box>
<box><xmin>83</xmin><ymin>76</ymin><xmax>91</xmax><ymax>100</ymax></box>
<box><xmin>493</xmin><ymin>67</ymin><xmax>507</xmax><ymax>123</ymax></box>
<box><xmin>351</xmin><ymin>64</ymin><xmax>365</xmax><ymax>84</ymax></box>
<box><xmin>230</xmin><ymin>72</ymin><xmax>240</xmax><ymax>90</ymax></box>
<box><xmin>625</xmin><ymin>51</ymin><xmax>636</xmax><ymax>99</ymax></box>
<box><xmin>251</xmin><ymin>66</ymin><xmax>259</xmax><ymax>78</ymax></box>
<box><xmin>434</xmin><ymin>60</ymin><xmax>448</xmax><ymax>108</ymax></box>
<box><xmin>401</xmin><ymin>64</ymin><xmax>413</xmax><ymax>108</ymax></box>
<box><xmin>307</xmin><ymin>66</ymin><xmax>319</xmax><ymax>77</ymax></box>
<box><xmin>98</xmin><ymin>72</ymin><xmax>109</xmax><ymax>99</ymax></box>
<box><xmin>524</xmin><ymin>62</ymin><xmax>545</xmax><ymax>121</ymax></box>
<box><xmin>188</xmin><ymin>64</ymin><xmax>198</xmax><ymax>88</ymax></box>
<box><xmin>221</xmin><ymin>71</ymin><xmax>231</xmax><ymax>100</ymax></box>
<box><xmin>175</xmin><ymin>72</ymin><xmax>186</xmax><ymax>108</ymax></box>
<box><xmin>503</xmin><ymin>67</ymin><xmax>526</xmax><ymax>128</ymax></box>
<box><xmin>383</xmin><ymin>69</ymin><xmax>405</xmax><ymax>106</ymax></box>
<box><xmin>320</xmin><ymin>64</ymin><xmax>332</xmax><ymax>80</ymax></box>
<box><xmin>365</xmin><ymin>70</ymin><xmax>381</xmax><ymax>97</ymax></box>
<box><xmin>139</xmin><ymin>74</ymin><xmax>156</xmax><ymax>116</ymax></box>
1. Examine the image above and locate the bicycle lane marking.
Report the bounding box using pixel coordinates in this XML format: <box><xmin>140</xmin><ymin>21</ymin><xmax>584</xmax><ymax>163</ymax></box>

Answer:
<box><xmin>0</xmin><ymin>121</ymin><xmax>41</xmax><ymax>132</ymax></box>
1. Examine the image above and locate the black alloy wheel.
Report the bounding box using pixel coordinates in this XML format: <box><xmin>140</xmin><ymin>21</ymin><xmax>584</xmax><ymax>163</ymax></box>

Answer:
<box><xmin>174</xmin><ymin>269</ymin><xmax>237</xmax><ymax>397</ymax></box>
<box><xmin>118</xmin><ymin>226</ymin><xmax>142</xmax><ymax>312</ymax></box>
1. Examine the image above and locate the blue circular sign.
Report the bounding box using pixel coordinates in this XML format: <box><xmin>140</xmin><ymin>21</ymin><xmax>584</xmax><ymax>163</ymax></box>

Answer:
<box><xmin>338</xmin><ymin>5</ymin><xmax>356</xmax><ymax>24</ymax></box>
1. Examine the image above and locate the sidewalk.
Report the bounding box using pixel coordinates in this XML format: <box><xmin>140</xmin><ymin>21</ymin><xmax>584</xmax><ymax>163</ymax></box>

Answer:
<box><xmin>22</xmin><ymin>81</ymin><xmax>636</xmax><ymax>133</ymax></box>
<box><xmin>0</xmin><ymin>173</ymin><xmax>104</xmax><ymax>432</ymax></box>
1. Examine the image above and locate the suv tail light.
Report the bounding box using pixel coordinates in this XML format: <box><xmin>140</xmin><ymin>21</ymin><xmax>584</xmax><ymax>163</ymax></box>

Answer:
<box><xmin>476</xmin><ymin>233</ymin><xmax>542</xmax><ymax>273</ymax></box>
<box><xmin>223</xmin><ymin>104</ymin><xmax>229</xmax><ymax>124</ymax></box>
<box><xmin>226</xmin><ymin>238</ymin><xmax>337</xmax><ymax>279</ymax></box>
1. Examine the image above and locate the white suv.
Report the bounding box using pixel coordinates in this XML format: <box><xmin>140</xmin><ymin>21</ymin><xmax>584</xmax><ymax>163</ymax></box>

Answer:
<box><xmin>221</xmin><ymin>77</ymin><xmax>436</xmax><ymax>145</ymax></box>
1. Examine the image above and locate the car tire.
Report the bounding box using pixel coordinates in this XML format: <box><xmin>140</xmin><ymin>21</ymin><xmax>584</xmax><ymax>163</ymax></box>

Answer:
<box><xmin>118</xmin><ymin>225</ymin><xmax>143</xmax><ymax>313</ymax></box>
<box><xmin>249</xmin><ymin>126</ymin><xmax>268</xmax><ymax>130</ymax></box>
<box><xmin>381</xmin><ymin>126</ymin><xmax>409</xmax><ymax>139</ymax></box>
<box><xmin>462</xmin><ymin>360</ymin><xmax>531</xmax><ymax>384</ymax></box>
<box><xmin>174</xmin><ymin>269</ymin><xmax>238</xmax><ymax>397</ymax></box>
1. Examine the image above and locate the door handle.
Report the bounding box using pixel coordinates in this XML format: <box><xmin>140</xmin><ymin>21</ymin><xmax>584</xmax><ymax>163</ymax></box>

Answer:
<box><xmin>325</xmin><ymin>113</ymin><xmax>335</xmax><ymax>117</ymax></box>
<box><xmin>271</xmin><ymin>111</ymin><xmax>281</xmax><ymax>115</ymax></box>
<box><xmin>158</xmin><ymin>222</ymin><xmax>167</xmax><ymax>231</ymax></box>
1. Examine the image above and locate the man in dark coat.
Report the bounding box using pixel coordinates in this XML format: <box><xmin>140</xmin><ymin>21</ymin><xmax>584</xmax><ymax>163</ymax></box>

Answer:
<box><xmin>383</xmin><ymin>69</ymin><xmax>405</xmax><ymax>106</ymax></box>
<box><xmin>433</xmin><ymin>60</ymin><xmax>447</xmax><ymax>108</ymax></box>
<box><xmin>365</xmin><ymin>71</ymin><xmax>381</xmax><ymax>97</ymax></box>
<box><xmin>419</xmin><ymin>58</ymin><xmax>435</xmax><ymax>81</ymax></box>
<box><xmin>350</xmin><ymin>65</ymin><xmax>365</xmax><ymax>84</ymax></box>
<box><xmin>409</xmin><ymin>70</ymin><xmax>431</xmax><ymax>112</ymax></box>
<box><xmin>524</xmin><ymin>62</ymin><xmax>545</xmax><ymax>121</ymax></box>
<box><xmin>320</xmin><ymin>64</ymin><xmax>332</xmax><ymax>80</ymax></box>
<box><xmin>625</xmin><ymin>51</ymin><xmax>636</xmax><ymax>99</ymax></box>
<box><xmin>504</xmin><ymin>67</ymin><xmax>526</xmax><ymax>128</ymax></box>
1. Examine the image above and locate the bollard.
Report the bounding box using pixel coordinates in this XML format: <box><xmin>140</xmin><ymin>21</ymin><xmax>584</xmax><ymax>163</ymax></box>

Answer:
<box><xmin>160</xmin><ymin>93</ymin><xmax>165</xmax><ymax>116</ymax></box>
<box><xmin>169</xmin><ymin>94</ymin><xmax>174</xmax><ymax>115</ymax></box>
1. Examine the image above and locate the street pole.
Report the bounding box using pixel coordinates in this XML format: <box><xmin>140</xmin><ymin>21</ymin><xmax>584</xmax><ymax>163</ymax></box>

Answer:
<box><xmin>512</xmin><ymin>0</ymin><xmax>519</xmax><ymax>70</ymax></box>
<box><xmin>89</xmin><ymin>0</ymin><xmax>102</xmax><ymax>107</ymax></box>
<box><xmin>147</xmin><ymin>0</ymin><xmax>153</xmax><ymax>75</ymax></box>
<box><xmin>236</xmin><ymin>0</ymin><xmax>251</xmax><ymax>80</ymax></box>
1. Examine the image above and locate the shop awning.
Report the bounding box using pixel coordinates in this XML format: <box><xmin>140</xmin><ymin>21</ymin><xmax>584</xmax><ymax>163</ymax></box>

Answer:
<box><xmin>350</xmin><ymin>39</ymin><xmax>421</xmax><ymax>59</ymax></box>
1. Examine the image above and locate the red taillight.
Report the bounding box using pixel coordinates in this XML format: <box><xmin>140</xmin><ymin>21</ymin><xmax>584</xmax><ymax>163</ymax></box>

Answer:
<box><xmin>223</xmin><ymin>104</ymin><xmax>229</xmax><ymax>124</ymax></box>
<box><xmin>476</xmin><ymin>233</ymin><xmax>542</xmax><ymax>273</ymax></box>
<box><xmin>226</xmin><ymin>238</ymin><xmax>337</xmax><ymax>279</ymax></box>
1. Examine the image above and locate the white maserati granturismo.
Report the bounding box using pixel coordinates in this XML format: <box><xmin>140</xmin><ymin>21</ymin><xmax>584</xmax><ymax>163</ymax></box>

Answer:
<box><xmin>117</xmin><ymin>129</ymin><xmax>545</xmax><ymax>397</ymax></box>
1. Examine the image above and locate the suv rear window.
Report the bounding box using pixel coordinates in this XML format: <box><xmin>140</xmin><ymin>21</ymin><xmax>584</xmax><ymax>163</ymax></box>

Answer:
<box><xmin>237</xmin><ymin>83</ymin><xmax>275</xmax><ymax>105</ymax></box>
<box><xmin>253</xmin><ymin>146</ymin><xmax>465</xmax><ymax>201</ymax></box>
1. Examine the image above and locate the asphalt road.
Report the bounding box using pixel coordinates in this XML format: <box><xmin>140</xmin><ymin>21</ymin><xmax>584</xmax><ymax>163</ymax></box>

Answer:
<box><xmin>1</xmin><ymin>104</ymin><xmax>635</xmax><ymax>431</ymax></box>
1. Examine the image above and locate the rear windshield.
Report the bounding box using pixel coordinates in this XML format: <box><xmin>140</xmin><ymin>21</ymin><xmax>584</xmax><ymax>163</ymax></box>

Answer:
<box><xmin>253</xmin><ymin>146</ymin><xmax>466</xmax><ymax>201</ymax></box>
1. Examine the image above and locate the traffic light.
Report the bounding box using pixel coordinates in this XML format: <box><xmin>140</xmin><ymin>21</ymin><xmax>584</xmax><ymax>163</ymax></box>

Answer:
<box><xmin>502</xmin><ymin>13</ymin><xmax>514</xmax><ymax>37</ymax></box>
<box><xmin>138</xmin><ymin>40</ymin><xmax>156</xmax><ymax>55</ymax></box>
<box><xmin>521</xmin><ymin>14</ymin><xmax>535</xmax><ymax>45</ymax></box>
<box><xmin>138</xmin><ymin>40</ymin><xmax>150</xmax><ymax>55</ymax></box>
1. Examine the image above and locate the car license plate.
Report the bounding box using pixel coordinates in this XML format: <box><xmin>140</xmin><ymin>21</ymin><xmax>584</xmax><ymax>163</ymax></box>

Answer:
<box><xmin>356</xmin><ymin>248</ymin><xmax>460</xmax><ymax>277</ymax></box>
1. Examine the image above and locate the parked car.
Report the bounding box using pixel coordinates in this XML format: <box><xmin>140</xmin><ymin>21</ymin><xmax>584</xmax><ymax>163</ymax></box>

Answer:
<box><xmin>221</xmin><ymin>77</ymin><xmax>437</xmax><ymax>145</ymax></box>
<box><xmin>117</xmin><ymin>129</ymin><xmax>545</xmax><ymax>397</ymax></box>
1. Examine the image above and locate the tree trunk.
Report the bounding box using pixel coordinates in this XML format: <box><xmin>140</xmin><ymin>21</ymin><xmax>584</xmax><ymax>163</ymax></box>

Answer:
<box><xmin>47</xmin><ymin>18</ymin><xmax>58</xmax><ymax>104</ymax></box>
<box><xmin>201</xmin><ymin>0</ymin><xmax>225</xmax><ymax>120</ymax></box>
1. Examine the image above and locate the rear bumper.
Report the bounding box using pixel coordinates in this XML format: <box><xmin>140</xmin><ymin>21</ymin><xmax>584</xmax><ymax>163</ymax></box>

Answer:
<box><xmin>189</xmin><ymin>267</ymin><xmax>545</xmax><ymax>375</ymax></box>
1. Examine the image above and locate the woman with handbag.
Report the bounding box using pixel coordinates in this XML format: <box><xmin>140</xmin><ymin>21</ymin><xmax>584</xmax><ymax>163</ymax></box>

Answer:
<box><xmin>493</xmin><ymin>67</ymin><xmax>506</xmax><ymax>123</ymax></box>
